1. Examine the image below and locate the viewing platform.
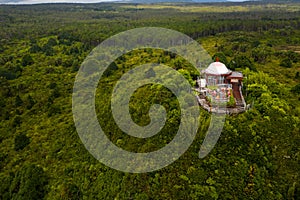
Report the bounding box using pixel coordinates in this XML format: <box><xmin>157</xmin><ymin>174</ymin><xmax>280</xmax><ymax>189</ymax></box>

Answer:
<box><xmin>196</xmin><ymin>94</ymin><xmax>246</xmax><ymax>115</ymax></box>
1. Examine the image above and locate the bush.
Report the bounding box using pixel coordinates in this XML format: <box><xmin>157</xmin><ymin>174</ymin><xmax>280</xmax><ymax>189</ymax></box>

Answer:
<box><xmin>227</xmin><ymin>94</ymin><xmax>236</xmax><ymax>108</ymax></box>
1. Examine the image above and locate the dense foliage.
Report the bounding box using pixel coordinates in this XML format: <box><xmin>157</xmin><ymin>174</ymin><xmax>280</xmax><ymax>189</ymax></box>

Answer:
<box><xmin>0</xmin><ymin>2</ymin><xmax>299</xmax><ymax>199</ymax></box>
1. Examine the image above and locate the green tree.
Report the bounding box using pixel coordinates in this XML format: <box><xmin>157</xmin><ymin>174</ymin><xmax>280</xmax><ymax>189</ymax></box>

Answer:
<box><xmin>21</xmin><ymin>54</ymin><xmax>34</xmax><ymax>67</ymax></box>
<box><xmin>15</xmin><ymin>95</ymin><xmax>23</xmax><ymax>107</ymax></box>
<box><xmin>12</xmin><ymin>115</ymin><xmax>22</xmax><ymax>127</ymax></box>
<box><xmin>251</xmin><ymin>45</ymin><xmax>272</xmax><ymax>63</ymax></box>
<box><xmin>295</xmin><ymin>72</ymin><xmax>300</xmax><ymax>79</ymax></box>
<box><xmin>103</xmin><ymin>62</ymin><xmax>118</xmax><ymax>77</ymax></box>
<box><xmin>280</xmin><ymin>58</ymin><xmax>292</xmax><ymax>68</ymax></box>
<box><xmin>0</xmin><ymin>173</ymin><xmax>13</xmax><ymax>200</ymax></box>
<box><xmin>71</xmin><ymin>59</ymin><xmax>80</xmax><ymax>72</ymax></box>
<box><xmin>178</xmin><ymin>69</ymin><xmax>194</xmax><ymax>86</ymax></box>
<box><xmin>43</xmin><ymin>46</ymin><xmax>54</xmax><ymax>56</ymax></box>
<box><xmin>14</xmin><ymin>133</ymin><xmax>30</xmax><ymax>151</ymax></box>
<box><xmin>291</xmin><ymin>83</ymin><xmax>300</xmax><ymax>94</ymax></box>
<box><xmin>10</xmin><ymin>164</ymin><xmax>48</xmax><ymax>200</ymax></box>
<box><xmin>145</xmin><ymin>68</ymin><xmax>156</xmax><ymax>78</ymax></box>
<box><xmin>26</xmin><ymin>95</ymin><xmax>35</xmax><ymax>109</ymax></box>
<box><xmin>212</xmin><ymin>52</ymin><xmax>228</xmax><ymax>65</ymax></box>
<box><xmin>286</xmin><ymin>50</ymin><xmax>299</xmax><ymax>63</ymax></box>
<box><xmin>29</xmin><ymin>44</ymin><xmax>42</xmax><ymax>53</ymax></box>
<box><xmin>228</xmin><ymin>55</ymin><xmax>256</xmax><ymax>71</ymax></box>
<box><xmin>46</xmin><ymin>37</ymin><xmax>57</xmax><ymax>47</ymax></box>
<box><xmin>60</xmin><ymin>183</ymin><xmax>83</xmax><ymax>200</ymax></box>
<box><xmin>0</xmin><ymin>68</ymin><xmax>17</xmax><ymax>80</ymax></box>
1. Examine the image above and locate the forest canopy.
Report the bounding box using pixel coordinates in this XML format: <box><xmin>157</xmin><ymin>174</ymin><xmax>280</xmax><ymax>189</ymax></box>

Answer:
<box><xmin>0</xmin><ymin>2</ymin><xmax>299</xmax><ymax>199</ymax></box>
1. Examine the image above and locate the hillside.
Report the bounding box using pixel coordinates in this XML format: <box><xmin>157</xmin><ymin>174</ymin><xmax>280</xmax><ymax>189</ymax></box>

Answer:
<box><xmin>0</xmin><ymin>2</ymin><xmax>299</xmax><ymax>199</ymax></box>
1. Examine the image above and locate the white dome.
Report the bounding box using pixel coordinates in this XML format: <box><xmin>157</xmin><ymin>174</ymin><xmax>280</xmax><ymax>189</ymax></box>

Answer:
<box><xmin>204</xmin><ymin>62</ymin><xmax>231</xmax><ymax>75</ymax></box>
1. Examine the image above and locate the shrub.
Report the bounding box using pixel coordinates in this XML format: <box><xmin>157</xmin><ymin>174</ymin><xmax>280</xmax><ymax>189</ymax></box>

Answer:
<box><xmin>227</xmin><ymin>94</ymin><xmax>236</xmax><ymax>108</ymax></box>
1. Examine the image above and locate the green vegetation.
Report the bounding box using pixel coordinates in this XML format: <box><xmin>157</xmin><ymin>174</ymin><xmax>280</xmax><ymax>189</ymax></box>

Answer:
<box><xmin>14</xmin><ymin>133</ymin><xmax>30</xmax><ymax>151</ymax></box>
<box><xmin>0</xmin><ymin>2</ymin><xmax>299</xmax><ymax>199</ymax></box>
<box><xmin>10</xmin><ymin>164</ymin><xmax>48</xmax><ymax>200</ymax></box>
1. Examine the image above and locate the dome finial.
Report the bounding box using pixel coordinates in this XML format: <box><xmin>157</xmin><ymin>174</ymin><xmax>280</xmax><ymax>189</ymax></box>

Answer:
<box><xmin>215</xmin><ymin>57</ymin><xmax>219</xmax><ymax>62</ymax></box>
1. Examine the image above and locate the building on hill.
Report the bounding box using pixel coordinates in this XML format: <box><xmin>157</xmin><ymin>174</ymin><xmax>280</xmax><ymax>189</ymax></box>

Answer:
<box><xmin>195</xmin><ymin>60</ymin><xmax>246</xmax><ymax>113</ymax></box>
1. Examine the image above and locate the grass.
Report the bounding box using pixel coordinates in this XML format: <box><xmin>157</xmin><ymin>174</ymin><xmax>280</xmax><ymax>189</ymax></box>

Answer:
<box><xmin>121</xmin><ymin>3</ymin><xmax>300</xmax><ymax>13</ymax></box>
<box><xmin>122</xmin><ymin>4</ymin><xmax>250</xmax><ymax>13</ymax></box>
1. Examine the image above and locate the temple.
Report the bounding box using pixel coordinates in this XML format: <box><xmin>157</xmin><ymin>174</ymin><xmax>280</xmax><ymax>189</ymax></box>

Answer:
<box><xmin>195</xmin><ymin>60</ymin><xmax>246</xmax><ymax>114</ymax></box>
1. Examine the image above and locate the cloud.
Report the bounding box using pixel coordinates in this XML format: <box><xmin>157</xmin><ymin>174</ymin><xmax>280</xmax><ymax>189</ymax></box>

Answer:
<box><xmin>227</xmin><ymin>0</ymin><xmax>248</xmax><ymax>2</ymax></box>
<box><xmin>0</xmin><ymin>0</ymin><xmax>21</xmax><ymax>3</ymax></box>
<box><xmin>0</xmin><ymin>0</ymin><xmax>250</xmax><ymax>4</ymax></box>
<box><xmin>0</xmin><ymin>0</ymin><xmax>119</xmax><ymax>4</ymax></box>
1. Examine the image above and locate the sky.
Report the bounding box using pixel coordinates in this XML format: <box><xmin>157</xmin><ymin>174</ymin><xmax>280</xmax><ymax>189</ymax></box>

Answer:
<box><xmin>0</xmin><ymin>0</ymin><xmax>249</xmax><ymax>4</ymax></box>
<box><xmin>0</xmin><ymin>0</ymin><xmax>122</xmax><ymax>4</ymax></box>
